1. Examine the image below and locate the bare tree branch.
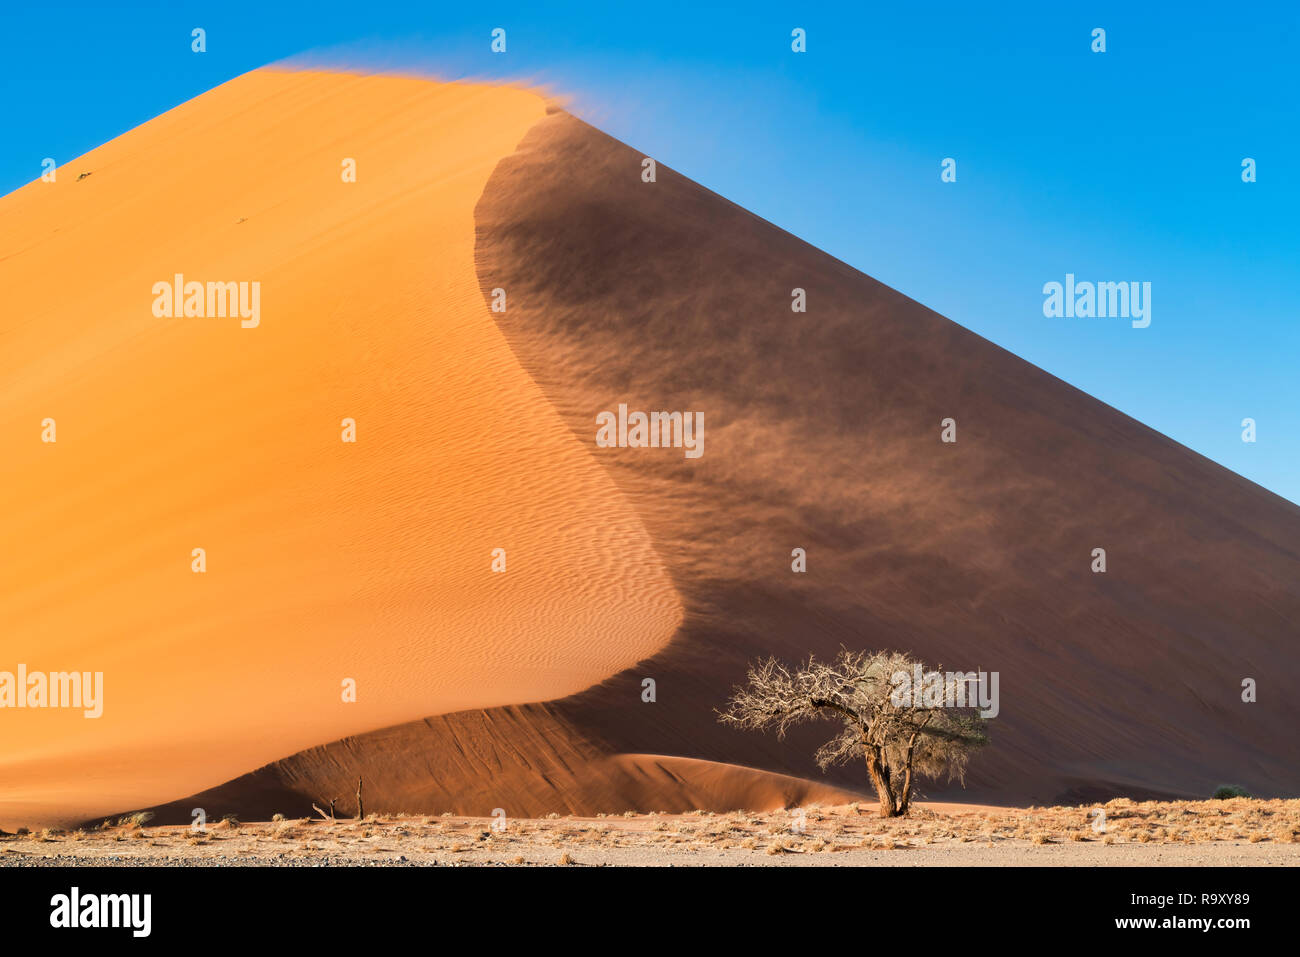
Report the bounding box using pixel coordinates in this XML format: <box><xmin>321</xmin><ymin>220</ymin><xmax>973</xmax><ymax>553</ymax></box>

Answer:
<box><xmin>718</xmin><ymin>648</ymin><xmax>989</xmax><ymax>817</ymax></box>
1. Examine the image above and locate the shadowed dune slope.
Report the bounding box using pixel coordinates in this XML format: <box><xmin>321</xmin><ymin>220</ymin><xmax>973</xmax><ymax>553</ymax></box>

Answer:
<box><xmin>470</xmin><ymin>111</ymin><xmax>1300</xmax><ymax>805</ymax></box>
<box><xmin>0</xmin><ymin>72</ymin><xmax>683</xmax><ymax>829</ymax></box>
<box><xmin>138</xmin><ymin>107</ymin><xmax>1300</xmax><ymax>822</ymax></box>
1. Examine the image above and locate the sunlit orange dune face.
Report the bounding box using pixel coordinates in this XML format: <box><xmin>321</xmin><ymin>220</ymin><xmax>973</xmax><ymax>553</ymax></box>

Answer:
<box><xmin>0</xmin><ymin>69</ymin><xmax>683</xmax><ymax>828</ymax></box>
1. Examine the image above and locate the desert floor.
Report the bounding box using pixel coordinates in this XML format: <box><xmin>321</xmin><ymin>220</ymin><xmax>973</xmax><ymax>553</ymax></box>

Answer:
<box><xmin>3</xmin><ymin>797</ymin><xmax>1296</xmax><ymax>867</ymax></box>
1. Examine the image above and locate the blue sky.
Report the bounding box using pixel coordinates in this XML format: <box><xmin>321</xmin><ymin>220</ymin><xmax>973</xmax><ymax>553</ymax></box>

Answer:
<box><xmin>5</xmin><ymin>1</ymin><xmax>1297</xmax><ymax>502</ymax></box>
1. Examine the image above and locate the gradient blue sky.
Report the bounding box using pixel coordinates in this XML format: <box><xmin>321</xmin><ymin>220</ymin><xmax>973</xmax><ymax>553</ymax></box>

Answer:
<box><xmin>5</xmin><ymin>1</ymin><xmax>1297</xmax><ymax>502</ymax></box>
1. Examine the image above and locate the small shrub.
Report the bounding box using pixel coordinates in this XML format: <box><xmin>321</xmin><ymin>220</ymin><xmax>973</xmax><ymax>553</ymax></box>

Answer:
<box><xmin>1212</xmin><ymin>785</ymin><xmax>1252</xmax><ymax>800</ymax></box>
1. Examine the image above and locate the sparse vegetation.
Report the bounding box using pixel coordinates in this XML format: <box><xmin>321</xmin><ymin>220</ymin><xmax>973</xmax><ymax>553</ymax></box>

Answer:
<box><xmin>1213</xmin><ymin>785</ymin><xmax>1253</xmax><ymax>800</ymax></box>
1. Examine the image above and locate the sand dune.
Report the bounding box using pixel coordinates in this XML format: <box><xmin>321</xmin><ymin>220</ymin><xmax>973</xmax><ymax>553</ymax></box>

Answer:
<box><xmin>167</xmin><ymin>105</ymin><xmax>1300</xmax><ymax>821</ymax></box>
<box><xmin>7</xmin><ymin>69</ymin><xmax>1300</xmax><ymax>828</ymax></box>
<box><xmin>133</xmin><ymin>702</ymin><xmax>861</xmax><ymax>825</ymax></box>
<box><xmin>0</xmin><ymin>70</ymin><xmax>681</xmax><ymax>829</ymax></box>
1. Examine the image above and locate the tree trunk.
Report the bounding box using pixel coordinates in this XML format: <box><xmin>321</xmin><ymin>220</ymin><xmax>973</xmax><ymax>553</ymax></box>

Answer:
<box><xmin>896</xmin><ymin>718</ymin><xmax>931</xmax><ymax>816</ymax></box>
<box><xmin>356</xmin><ymin>777</ymin><xmax>365</xmax><ymax>821</ymax></box>
<box><xmin>898</xmin><ymin>745</ymin><xmax>915</xmax><ymax>815</ymax></box>
<box><xmin>865</xmin><ymin>747</ymin><xmax>899</xmax><ymax>817</ymax></box>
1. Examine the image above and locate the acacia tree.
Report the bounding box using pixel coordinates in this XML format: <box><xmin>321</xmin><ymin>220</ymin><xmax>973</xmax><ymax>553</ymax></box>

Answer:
<box><xmin>718</xmin><ymin>650</ymin><xmax>988</xmax><ymax>817</ymax></box>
